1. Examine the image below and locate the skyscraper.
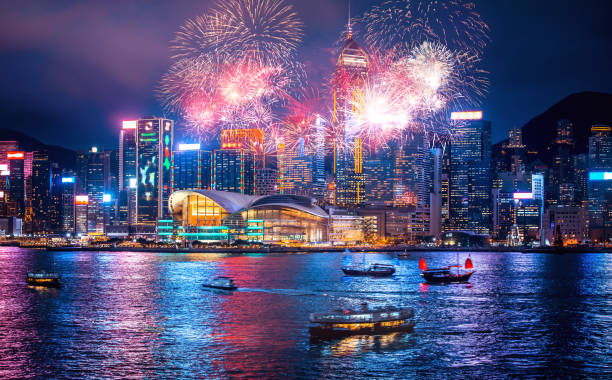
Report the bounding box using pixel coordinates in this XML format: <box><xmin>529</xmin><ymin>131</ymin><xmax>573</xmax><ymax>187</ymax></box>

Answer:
<box><xmin>59</xmin><ymin>175</ymin><xmax>76</xmax><ymax>234</ymax></box>
<box><xmin>119</xmin><ymin>120</ymin><xmax>137</xmax><ymax>226</ymax></box>
<box><xmin>172</xmin><ymin>144</ymin><xmax>213</xmax><ymax>191</ymax></box>
<box><xmin>213</xmin><ymin>148</ymin><xmax>255</xmax><ymax>195</ymax></box>
<box><xmin>587</xmin><ymin>125</ymin><xmax>612</xmax><ymax>243</ymax></box>
<box><xmin>31</xmin><ymin>151</ymin><xmax>51</xmax><ymax>233</ymax></box>
<box><xmin>0</xmin><ymin>141</ymin><xmax>18</xmax><ymax>167</ymax></box>
<box><xmin>448</xmin><ymin>113</ymin><xmax>492</xmax><ymax>235</ymax></box>
<box><xmin>136</xmin><ymin>116</ymin><xmax>174</xmax><ymax>225</ymax></box>
<box><xmin>332</xmin><ymin>25</ymin><xmax>368</xmax><ymax>207</ymax></box>
<box><xmin>7</xmin><ymin>151</ymin><xmax>25</xmax><ymax>218</ymax></box>
<box><xmin>86</xmin><ymin>147</ymin><xmax>106</xmax><ymax>233</ymax></box>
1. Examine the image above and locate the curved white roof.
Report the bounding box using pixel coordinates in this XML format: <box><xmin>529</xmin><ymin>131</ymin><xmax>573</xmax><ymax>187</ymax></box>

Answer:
<box><xmin>169</xmin><ymin>190</ymin><xmax>328</xmax><ymax>219</ymax></box>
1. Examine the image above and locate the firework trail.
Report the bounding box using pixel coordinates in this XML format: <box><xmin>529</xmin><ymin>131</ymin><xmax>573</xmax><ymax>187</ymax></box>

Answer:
<box><xmin>171</xmin><ymin>0</ymin><xmax>303</xmax><ymax>65</ymax></box>
<box><xmin>360</xmin><ymin>0</ymin><xmax>490</xmax><ymax>56</ymax></box>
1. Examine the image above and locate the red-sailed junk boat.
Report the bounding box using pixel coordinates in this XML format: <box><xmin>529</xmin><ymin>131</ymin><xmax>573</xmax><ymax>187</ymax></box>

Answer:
<box><xmin>419</xmin><ymin>254</ymin><xmax>475</xmax><ymax>284</ymax></box>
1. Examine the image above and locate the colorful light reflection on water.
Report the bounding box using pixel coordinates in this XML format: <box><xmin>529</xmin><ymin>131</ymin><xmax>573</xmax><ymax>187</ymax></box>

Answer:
<box><xmin>0</xmin><ymin>248</ymin><xmax>611</xmax><ymax>378</ymax></box>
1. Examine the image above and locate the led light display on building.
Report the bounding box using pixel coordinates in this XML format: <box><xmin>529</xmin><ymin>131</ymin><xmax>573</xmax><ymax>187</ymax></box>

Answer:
<box><xmin>513</xmin><ymin>192</ymin><xmax>533</xmax><ymax>200</ymax></box>
<box><xmin>589</xmin><ymin>171</ymin><xmax>612</xmax><ymax>181</ymax></box>
<box><xmin>103</xmin><ymin>194</ymin><xmax>112</xmax><ymax>203</ymax></box>
<box><xmin>7</xmin><ymin>151</ymin><xmax>24</xmax><ymax>159</ymax></box>
<box><xmin>122</xmin><ymin>120</ymin><xmax>137</xmax><ymax>129</ymax></box>
<box><xmin>450</xmin><ymin>111</ymin><xmax>483</xmax><ymax>120</ymax></box>
<box><xmin>75</xmin><ymin>195</ymin><xmax>89</xmax><ymax>205</ymax></box>
<box><xmin>178</xmin><ymin>143</ymin><xmax>201</xmax><ymax>151</ymax></box>
<box><xmin>61</xmin><ymin>177</ymin><xmax>75</xmax><ymax>183</ymax></box>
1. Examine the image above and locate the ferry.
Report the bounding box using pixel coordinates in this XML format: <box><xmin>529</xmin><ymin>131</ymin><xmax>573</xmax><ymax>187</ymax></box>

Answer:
<box><xmin>27</xmin><ymin>271</ymin><xmax>61</xmax><ymax>288</ymax></box>
<box><xmin>309</xmin><ymin>303</ymin><xmax>415</xmax><ymax>338</ymax></box>
<box><xmin>203</xmin><ymin>276</ymin><xmax>238</xmax><ymax>291</ymax></box>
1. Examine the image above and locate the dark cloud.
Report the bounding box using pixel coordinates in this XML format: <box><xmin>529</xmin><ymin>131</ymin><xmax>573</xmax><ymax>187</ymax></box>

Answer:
<box><xmin>0</xmin><ymin>0</ymin><xmax>611</xmax><ymax>149</ymax></box>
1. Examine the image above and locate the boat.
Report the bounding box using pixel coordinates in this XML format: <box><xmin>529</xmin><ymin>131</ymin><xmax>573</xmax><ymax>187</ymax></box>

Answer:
<box><xmin>419</xmin><ymin>254</ymin><xmax>475</xmax><ymax>284</ymax></box>
<box><xmin>397</xmin><ymin>249</ymin><xmax>410</xmax><ymax>258</ymax></box>
<box><xmin>342</xmin><ymin>263</ymin><xmax>396</xmax><ymax>277</ymax></box>
<box><xmin>27</xmin><ymin>270</ymin><xmax>61</xmax><ymax>288</ymax></box>
<box><xmin>309</xmin><ymin>302</ymin><xmax>415</xmax><ymax>338</ymax></box>
<box><xmin>203</xmin><ymin>276</ymin><xmax>238</xmax><ymax>291</ymax></box>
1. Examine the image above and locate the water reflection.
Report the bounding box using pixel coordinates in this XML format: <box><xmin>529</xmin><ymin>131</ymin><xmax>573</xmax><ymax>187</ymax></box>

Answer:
<box><xmin>0</xmin><ymin>249</ymin><xmax>610</xmax><ymax>378</ymax></box>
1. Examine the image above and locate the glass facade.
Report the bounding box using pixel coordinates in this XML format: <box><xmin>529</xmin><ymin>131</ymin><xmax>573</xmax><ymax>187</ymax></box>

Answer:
<box><xmin>172</xmin><ymin>149</ymin><xmax>212</xmax><ymax>191</ymax></box>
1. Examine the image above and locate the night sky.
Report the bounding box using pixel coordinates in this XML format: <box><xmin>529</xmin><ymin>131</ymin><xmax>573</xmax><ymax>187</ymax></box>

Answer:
<box><xmin>1</xmin><ymin>0</ymin><xmax>611</xmax><ymax>151</ymax></box>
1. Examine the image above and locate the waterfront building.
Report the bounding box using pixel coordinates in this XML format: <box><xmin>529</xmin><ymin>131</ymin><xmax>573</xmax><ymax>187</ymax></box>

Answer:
<box><xmin>74</xmin><ymin>195</ymin><xmax>88</xmax><ymax>235</ymax></box>
<box><xmin>448</xmin><ymin>113</ymin><xmax>492</xmax><ymax>235</ymax></box>
<box><xmin>172</xmin><ymin>144</ymin><xmax>213</xmax><ymax>191</ymax></box>
<box><xmin>213</xmin><ymin>148</ymin><xmax>255</xmax><ymax>195</ymax></box>
<box><xmin>119</xmin><ymin>121</ymin><xmax>137</xmax><ymax>226</ymax></box>
<box><xmin>168</xmin><ymin>190</ymin><xmax>328</xmax><ymax>244</ymax></box>
<box><xmin>542</xmin><ymin>206</ymin><xmax>588</xmax><ymax>246</ymax></box>
<box><xmin>329</xmin><ymin>208</ymin><xmax>364</xmax><ymax>244</ymax></box>
<box><xmin>136</xmin><ymin>116</ymin><xmax>174</xmax><ymax>225</ymax></box>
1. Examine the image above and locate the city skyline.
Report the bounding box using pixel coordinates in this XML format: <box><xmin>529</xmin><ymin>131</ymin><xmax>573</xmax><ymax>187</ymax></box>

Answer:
<box><xmin>0</xmin><ymin>0</ymin><xmax>611</xmax><ymax>149</ymax></box>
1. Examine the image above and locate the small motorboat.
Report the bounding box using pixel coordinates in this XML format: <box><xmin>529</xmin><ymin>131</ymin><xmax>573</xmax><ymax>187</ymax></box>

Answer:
<box><xmin>309</xmin><ymin>302</ymin><xmax>415</xmax><ymax>338</ymax></box>
<box><xmin>203</xmin><ymin>276</ymin><xmax>238</xmax><ymax>291</ymax></box>
<box><xmin>419</xmin><ymin>254</ymin><xmax>475</xmax><ymax>284</ymax></box>
<box><xmin>342</xmin><ymin>263</ymin><xmax>396</xmax><ymax>277</ymax></box>
<box><xmin>27</xmin><ymin>270</ymin><xmax>61</xmax><ymax>288</ymax></box>
<box><xmin>397</xmin><ymin>250</ymin><xmax>410</xmax><ymax>258</ymax></box>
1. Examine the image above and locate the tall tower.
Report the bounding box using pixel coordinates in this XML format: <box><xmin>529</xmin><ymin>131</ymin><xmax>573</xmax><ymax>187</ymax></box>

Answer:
<box><xmin>333</xmin><ymin>15</ymin><xmax>368</xmax><ymax>207</ymax></box>
<box><xmin>136</xmin><ymin>116</ymin><xmax>174</xmax><ymax>225</ymax></box>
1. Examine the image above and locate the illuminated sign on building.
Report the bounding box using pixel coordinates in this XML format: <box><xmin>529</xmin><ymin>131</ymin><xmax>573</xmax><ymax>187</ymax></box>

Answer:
<box><xmin>513</xmin><ymin>192</ymin><xmax>533</xmax><ymax>200</ymax></box>
<box><xmin>122</xmin><ymin>120</ymin><xmax>137</xmax><ymax>129</ymax></box>
<box><xmin>7</xmin><ymin>151</ymin><xmax>24</xmax><ymax>160</ymax></box>
<box><xmin>75</xmin><ymin>195</ymin><xmax>89</xmax><ymax>205</ymax></box>
<box><xmin>0</xmin><ymin>170</ymin><xmax>9</xmax><ymax>176</ymax></box>
<box><xmin>451</xmin><ymin>111</ymin><xmax>483</xmax><ymax>120</ymax></box>
<box><xmin>91</xmin><ymin>147</ymin><xmax>98</xmax><ymax>153</ymax></box>
<box><xmin>61</xmin><ymin>177</ymin><xmax>75</xmax><ymax>183</ymax></box>
<box><xmin>129</xmin><ymin>178</ymin><xmax>137</xmax><ymax>189</ymax></box>
<box><xmin>0</xmin><ymin>191</ymin><xmax>4</xmax><ymax>198</ymax></box>
<box><xmin>103</xmin><ymin>194</ymin><xmax>112</xmax><ymax>203</ymax></box>
<box><xmin>589</xmin><ymin>172</ymin><xmax>612</xmax><ymax>181</ymax></box>
<box><xmin>0</xmin><ymin>164</ymin><xmax>7</xmax><ymax>171</ymax></box>
<box><xmin>178</xmin><ymin>143</ymin><xmax>201</xmax><ymax>151</ymax></box>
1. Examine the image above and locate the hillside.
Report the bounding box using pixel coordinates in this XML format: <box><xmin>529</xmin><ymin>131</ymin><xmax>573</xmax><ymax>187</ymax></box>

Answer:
<box><xmin>0</xmin><ymin>128</ymin><xmax>76</xmax><ymax>170</ymax></box>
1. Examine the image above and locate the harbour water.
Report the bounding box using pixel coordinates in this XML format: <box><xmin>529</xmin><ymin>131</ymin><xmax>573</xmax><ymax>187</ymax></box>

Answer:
<box><xmin>0</xmin><ymin>248</ymin><xmax>610</xmax><ymax>378</ymax></box>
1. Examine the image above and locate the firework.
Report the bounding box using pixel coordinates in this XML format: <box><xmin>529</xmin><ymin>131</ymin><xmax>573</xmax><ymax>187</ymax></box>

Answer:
<box><xmin>337</xmin><ymin>41</ymin><xmax>488</xmax><ymax>151</ymax></box>
<box><xmin>171</xmin><ymin>0</ymin><xmax>303</xmax><ymax>65</ymax></box>
<box><xmin>360</xmin><ymin>0</ymin><xmax>490</xmax><ymax>56</ymax></box>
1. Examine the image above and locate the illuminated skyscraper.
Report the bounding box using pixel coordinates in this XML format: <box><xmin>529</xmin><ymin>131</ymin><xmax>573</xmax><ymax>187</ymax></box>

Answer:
<box><xmin>7</xmin><ymin>151</ymin><xmax>25</xmax><ymax>217</ymax></box>
<box><xmin>449</xmin><ymin>113</ymin><xmax>492</xmax><ymax>235</ymax></box>
<box><xmin>587</xmin><ymin>125</ymin><xmax>612</xmax><ymax>243</ymax></box>
<box><xmin>31</xmin><ymin>151</ymin><xmax>51</xmax><ymax>233</ymax></box>
<box><xmin>333</xmin><ymin>25</ymin><xmax>368</xmax><ymax>207</ymax></box>
<box><xmin>172</xmin><ymin>144</ymin><xmax>213</xmax><ymax>191</ymax></box>
<box><xmin>549</xmin><ymin>119</ymin><xmax>575</xmax><ymax>206</ymax></box>
<box><xmin>86</xmin><ymin>147</ymin><xmax>106</xmax><ymax>233</ymax></box>
<box><xmin>0</xmin><ymin>141</ymin><xmax>18</xmax><ymax>167</ymax></box>
<box><xmin>59</xmin><ymin>175</ymin><xmax>76</xmax><ymax>234</ymax></box>
<box><xmin>136</xmin><ymin>117</ymin><xmax>174</xmax><ymax>225</ymax></box>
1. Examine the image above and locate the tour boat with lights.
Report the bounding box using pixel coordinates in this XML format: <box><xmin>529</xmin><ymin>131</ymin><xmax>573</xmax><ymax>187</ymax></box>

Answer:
<box><xmin>27</xmin><ymin>270</ymin><xmax>61</xmax><ymax>288</ymax></box>
<box><xmin>309</xmin><ymin>302</ymin><xmax>415</xmax><ymax>338</ymax></box>
<box><xmin>203</xmin><ymin>276</ymin><xmax>238</xmax><ymax>291</ymax></box>
<box><xmin>419</xmin><ymin>254</ymin><xmax>475</xmax><ymax>284</ymax></box>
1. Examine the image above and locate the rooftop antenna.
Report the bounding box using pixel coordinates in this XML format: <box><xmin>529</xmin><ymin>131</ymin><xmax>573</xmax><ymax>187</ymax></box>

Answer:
<box><xmin>347</xmin><ymin>0</ymin><xmax>352</xmax><ymax>39</ymax></box>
